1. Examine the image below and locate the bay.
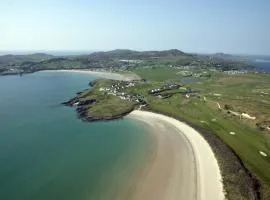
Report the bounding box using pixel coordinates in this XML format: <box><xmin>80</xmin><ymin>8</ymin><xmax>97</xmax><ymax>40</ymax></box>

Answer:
<box><xmin>0</xmin><ymin>71</ymin><xmax>150</xmax><ymax>200</ymax></box>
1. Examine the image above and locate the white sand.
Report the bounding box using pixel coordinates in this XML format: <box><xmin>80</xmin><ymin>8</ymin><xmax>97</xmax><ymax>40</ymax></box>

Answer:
<box><xmin>217</xmin><ymin>102</ymin><xmax>222</xmax><ymax>109</ymax></box>
<box><xmin>241</xmin><ymin>113</ymin><xmax>256</xmax><ymax>120</ymax></box>
<box><xmin>127</xmin><ymin>110</ymin><xmax>225</xmax><ymax>200</ymax></box>
<box><xmin>259</xmin><ymin>151</ymin><xmax>268</xmax><ymax>157</ymax></box>
<box><xmin>44</xmin><ymin>69</ymin><xmax>140</xmax><ymax>81</ymax></box>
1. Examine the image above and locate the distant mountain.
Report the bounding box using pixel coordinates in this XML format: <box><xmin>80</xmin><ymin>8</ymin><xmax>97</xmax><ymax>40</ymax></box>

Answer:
<box><xmin>80</xmin><ymin>49</ymin><xmax>186</xmax><ymax>60</ymax></box>
<box><xmin>212</xmin><ymin>52</ymin><xmax>233</xmax><ymax>59</ymax></box>
<box><xmin>0</xmin><ymin>49</ymin><xmax>256</xmax><ymax>75</ymax></box>
<box><xmin>210</xmin><ymin>52</ymin><xmax>252</xmax><ymax>63</ymax></box>
<box><xmin>141</xmin><ymin>49</ymin><xmax>186</xmax><ymax>57</ymax></box>
<box><xmin>0</xmin><ymin>53</ymin><xmax>54</xmax><ymax>67</ymax></box>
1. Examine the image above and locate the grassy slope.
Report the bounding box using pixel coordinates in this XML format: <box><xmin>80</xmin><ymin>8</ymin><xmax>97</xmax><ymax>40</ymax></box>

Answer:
<box><xmin>88</xmin><ymin>95</ymin><xmax>134</xmax><ymax>117</ymax></box>
<box><xmin>133</xmin><ymin>67</ymin><xmax>180</xmax><ymax>81</ymax></box>
<box><xmin>78</xmin><ymin>79</ymin><xmax>135</xmax><ymax>119</ymax></box>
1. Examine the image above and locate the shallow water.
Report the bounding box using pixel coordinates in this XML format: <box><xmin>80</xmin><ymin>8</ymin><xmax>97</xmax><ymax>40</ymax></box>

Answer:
<box><xmin>0</xmin><ymin>71</ymin><xmax>150</xmax><ymax>200</ymax></box>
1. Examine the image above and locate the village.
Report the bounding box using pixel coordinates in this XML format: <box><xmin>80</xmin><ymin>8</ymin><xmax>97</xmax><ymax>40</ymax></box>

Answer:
<box><xmin>98</xmin><ymin>80</ymin><xmax>147</xmax><ymax>105</ymax></box>
<box><xmin>97</xmin><ymin>79</ymin><xmax>199</xmax><ymax>107</ymax></box>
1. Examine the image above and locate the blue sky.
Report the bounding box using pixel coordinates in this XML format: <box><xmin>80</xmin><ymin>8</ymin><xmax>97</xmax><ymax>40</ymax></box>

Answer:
<box><xmin>0</xmin><ymin>0</ymin><xmax>270</xmax><ymax>54</ymax></box>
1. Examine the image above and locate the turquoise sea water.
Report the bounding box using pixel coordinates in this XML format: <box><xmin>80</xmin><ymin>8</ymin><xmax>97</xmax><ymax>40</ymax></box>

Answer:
<box><xmin>0</xmin><ymin>71</ymin><xmax>150</xmax><ymax>200</ymax></box>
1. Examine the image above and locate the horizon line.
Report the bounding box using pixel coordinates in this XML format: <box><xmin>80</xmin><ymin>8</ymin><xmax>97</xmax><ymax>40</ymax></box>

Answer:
<box><xmin>0</xmin><ymin>49</ymin><xmax>269</xmax><ymax>57</ymax></box>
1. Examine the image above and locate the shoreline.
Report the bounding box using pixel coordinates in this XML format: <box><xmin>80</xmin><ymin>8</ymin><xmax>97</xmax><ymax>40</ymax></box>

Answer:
<box><xmin>53</xmin><ymin>69</ymin><xmax>262</xmax><ymax>199</ymax></box>
<box><xmin>126</xmin><ymin>110</ymin><xmax>225</xmax><ymax>200</ymax></box>
<box><xmin>57</xmin><ymin>69</ymin><xmax>224</xmax><ymax>199</ymax></box>
<box><xmin>42</xmin><ymin>69</ymin><xmax>140</xmax><ymax>81</ymax></box>
<box><xmin>1</xmin><ymin>69</ymin><xmax>265</xmax><ymax>199</ymax></box>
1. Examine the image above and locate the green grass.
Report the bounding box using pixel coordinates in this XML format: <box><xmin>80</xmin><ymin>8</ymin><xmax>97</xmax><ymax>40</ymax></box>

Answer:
<box><xmin>149</xmin><ymin>97</ymin><xmax>270</xmax><ymax>181</ymax></box>
<box><xmin>78</xmin><ymin>79</ymin><xmax>135</xmax><ymax>119</ymax></box>
<box><xmin>88</xmin><ymin>94</ymin><xmax>134</xmax><ymax>117</ymax></box>
<box><xmin>132</xmin><ymin>67</ymin><xmax>181</xmax><ymax>81</ymax></box>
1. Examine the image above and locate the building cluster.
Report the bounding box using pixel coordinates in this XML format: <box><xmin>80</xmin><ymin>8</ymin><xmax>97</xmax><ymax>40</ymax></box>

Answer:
<box><xmin>99</xmin><ymin>81</ymin><xmax>147</xmax><ymax>105</ymax></box>
<box><xmin>99</xmin><ymin>80</ymin><xmax>199</xmax><ymax>105</ymax></box>
<box><xmin>119</xmin><ymin>59</ymin><xmax>143</xmax><ymax>64</ymax></box>
<box><xmin>148</xmin><ymin>83</ymin><xmax>200</xmax><ymax>99</ymax></box>
<box><xmin>148</xmin><ymin>83</ymin><xmax>190</xmax><ymax>99</ymax></box>
<box><xmin>177</xmin><ymin>70</ymin><xmax>211</xmax><ymax>78</ymax></box>
<box><xmin>149</xmin><ymin>84</ymin><xmax>182</xmax><ymax>95</ymax></box>
<box><xmin>224</xmin><ymin>70</ymin><xmax>248</xmax><ymax>75</ymax></box>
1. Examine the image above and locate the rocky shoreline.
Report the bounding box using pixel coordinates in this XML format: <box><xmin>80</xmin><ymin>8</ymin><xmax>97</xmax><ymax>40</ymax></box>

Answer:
<box><xmin>62</xmin><ymin>97</ymin><xmax>135</xmax><ymax>122</ymax></box>
<box><xmin>62</xmin><ymin>79</ymin><xmax>136</xmax><ymax>122</ymax></box>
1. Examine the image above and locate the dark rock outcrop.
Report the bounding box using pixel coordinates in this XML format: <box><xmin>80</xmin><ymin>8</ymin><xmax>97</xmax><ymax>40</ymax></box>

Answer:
<box><xmin>78</xmin><ymin>99</ymin><xmax>96</xmax><ymax>106</ymax></box>
<box><xmin>62</xmin><ymin>97</ymin><xmax>79</xmax><ymax>106</ymax></box>
<box><xmin>89</xmin><ymin>80</ymin><xmax>98</xmax><ymax>87</ymax></box>
<box><xmin>76</xmin><ymin>106</ymin><xmax>88</xmax><ymax>119</ymax></box>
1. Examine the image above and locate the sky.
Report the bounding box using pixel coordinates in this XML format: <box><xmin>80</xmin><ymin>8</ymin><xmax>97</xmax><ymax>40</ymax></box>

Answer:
<box><xmin>0</xmin><ymin>0</ymin><xmax>270</xmax><ymax>55</ymax></box>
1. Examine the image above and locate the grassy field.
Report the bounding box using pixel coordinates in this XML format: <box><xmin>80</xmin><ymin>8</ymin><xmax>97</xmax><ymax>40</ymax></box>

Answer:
<box><xmin>132</xmin><ymin>67</ymin><xmax>181</xmax><ymax>81</ymax></box>
<box><xmin>88</xmin><ymin>94</ymin><xmax>134</xmax><ymax>118</ymax></box>
<box><xmin>76</xmin><ymin>79</ymin><xmax>135</xmax><ymax>119</ymax></box>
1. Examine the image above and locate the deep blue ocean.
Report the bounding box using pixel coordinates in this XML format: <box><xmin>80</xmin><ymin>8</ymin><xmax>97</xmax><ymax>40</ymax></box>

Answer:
<box><xmin>251</xmin><ymin>60</ymin><xmax>270</xmax><ymax>72</ymax></box>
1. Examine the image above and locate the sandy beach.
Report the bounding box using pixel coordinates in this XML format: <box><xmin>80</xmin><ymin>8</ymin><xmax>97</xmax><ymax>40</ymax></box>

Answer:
<box><xmin>44</xmin><ymin>69</ymin><xmax>140</xmax><ymax>81</ymax></box>
<box><xmin>45</xmin><ymin>69</ymin><xmax>224</xmax><ymax>199</ymax></box>
<box><xmin>127</xmin><ymin>110</ymin><xmax>225</xmax><ymax>200</ymax></box>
